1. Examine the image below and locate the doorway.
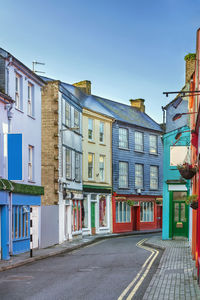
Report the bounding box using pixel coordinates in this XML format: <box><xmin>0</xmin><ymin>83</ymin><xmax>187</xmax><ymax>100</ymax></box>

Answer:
<box><xmin>172</xmin><ymin>191</ymin><xmax>188</xmax><ymax>238</ymax></box>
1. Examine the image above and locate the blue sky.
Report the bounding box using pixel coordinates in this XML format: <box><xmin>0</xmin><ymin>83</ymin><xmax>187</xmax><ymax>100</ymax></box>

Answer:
<box><xmin>1</xmin><ymin>0</ymin><xmax>200</xmax><ymax>123</ymax></box>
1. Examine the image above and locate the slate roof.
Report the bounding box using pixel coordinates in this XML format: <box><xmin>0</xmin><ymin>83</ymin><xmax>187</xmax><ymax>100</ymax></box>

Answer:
<box><xmin>41</xmin><ymin>76</ymin><xmax>162</xmax><ymax>132</ymax></box>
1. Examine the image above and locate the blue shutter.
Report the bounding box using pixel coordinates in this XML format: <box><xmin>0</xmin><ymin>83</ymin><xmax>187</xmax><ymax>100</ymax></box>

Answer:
<box><xmin>8</xmin><ymin>133</ymin><xmax>22</xmax><ymax>180</ymax></box>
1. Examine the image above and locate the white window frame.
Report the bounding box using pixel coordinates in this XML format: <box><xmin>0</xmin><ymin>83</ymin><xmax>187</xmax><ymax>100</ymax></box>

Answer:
<box><xmin>119</xmin><ymin>161</ymin><xmax>128</xmax><ymax>188</ymax></box>
<box><xmin>135</xmin><ymin>131</ymin><xmax>144</xmax><ymax>152</ymax></box>
<box><xmin>150</xmin><ymin>166</ymin><xmax>158</xmax><ymax>190</ymax></box>
<box><xmin>119</xmin><ymin>128</ymin><xmax>128</xmax><ymax>149</ymax></box>
<box><xmin>99</xmin><ymin>122</ymin><xmax>104</xmax><ymax>143</ymax></box>
<box><xmin>15</xmin><ymin>74</ymin><xmax>21</xmax><ymax>109</ymax></box>
<box><xmin>88</xmin><ymin>118</ymin><xmax>93</xmax><ymax>141</ymax></box>
<box><xmin>135</xmin><ymin>164</ymin><xmax>143</xmax><ymax>189</ymax></box>
<box><xmin>149</xmin><ymin>135</ymin><xmax>158</xmax><ymax>154</ymax></box>
<box><xmin>65</xmin><ymin>102</ymin><xmax>71</xmax><ymax>127</ymax></box>
<box><xmin>66</xmin><ymin>148</ymin><xmax>72</xmax><ymax>179</ymax></box>
<box><xmin>74</xmin><ymin>109</ymin><xmax>80</xmax><ymax>132</ymax></box>
<box><xmin>99</xmin><ymin>155</ymin><xmax>105</xmax><ymax>182</ymax></box>
<box><xmin>88</xmin><ymin>153</ymin><xmax>94</xmax><ymax>180</ymax></box>
<box><xmin>140</xmin><ymin>202</ymin><xmax>154</xmax><ymax>222</ymax></box>
<box><xmin>75</xmin><ymin>152</ymin><xmax>81</xmax><ymax>182</ymax></box>
<box><xmin>28</xmin><ymin>145</ymin><xmax>34</xmax><ymax>181</ymax></box>
<box><xmin>27</xmin><ymin>82</ymin><xmax>34</xmax><ymax>116</ymax></box>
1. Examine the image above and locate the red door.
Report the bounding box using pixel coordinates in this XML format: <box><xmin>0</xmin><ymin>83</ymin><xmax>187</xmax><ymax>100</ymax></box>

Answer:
<box><xmin>157</xmin><ymin>206</ymin><xmax>162</xmax><ymax>228</ymax></box>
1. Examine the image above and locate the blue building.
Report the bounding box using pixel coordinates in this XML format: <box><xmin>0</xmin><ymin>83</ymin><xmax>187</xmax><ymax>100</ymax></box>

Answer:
<box><xmin>0</xmin><ymin>49</ymin><xmax>44</xmax><ymax>260</ymax></box>
<box><xmin>162</xmin><ymin>91</ymin><xmax>190</xmax><ymax>240</ymax></box>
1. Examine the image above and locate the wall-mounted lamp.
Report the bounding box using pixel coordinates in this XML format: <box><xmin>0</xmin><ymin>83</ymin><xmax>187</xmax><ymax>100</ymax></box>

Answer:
<box><xmin>172</xmin><ymin>112</ymin><xmax>198</xmax><ymax>121</ymax></box>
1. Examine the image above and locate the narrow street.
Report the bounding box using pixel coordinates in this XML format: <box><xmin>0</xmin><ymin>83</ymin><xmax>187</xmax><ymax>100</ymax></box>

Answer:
<box><xmin>0</xmin><ymin>234</ymin><xmax>162</xmax><ymax>300</ymax></box>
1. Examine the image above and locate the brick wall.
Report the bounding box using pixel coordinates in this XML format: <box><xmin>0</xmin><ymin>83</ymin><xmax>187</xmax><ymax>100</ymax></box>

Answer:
<box><xmin>41</xmin><ymin>81</ymin><xmax>59</xmax><ymax>205</ymax></box>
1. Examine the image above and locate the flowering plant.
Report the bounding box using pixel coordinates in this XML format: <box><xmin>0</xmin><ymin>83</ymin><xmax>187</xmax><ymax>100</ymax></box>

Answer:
<box><xmin>177</xmin><ymin>163</ymin><xmax>198</xmax><ymax>180</ymax></box>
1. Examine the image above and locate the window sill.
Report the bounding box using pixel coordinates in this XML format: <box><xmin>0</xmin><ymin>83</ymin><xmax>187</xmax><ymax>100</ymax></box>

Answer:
<box><xmin>149</xmin><ymin>152</ymin><xmax>158</xmax><ymax>156</ymax></box>
<box><xmin>118</xmin><ymin>187</ymin><xmax>130</xmax><ymax>190</ymax></box>
<box><xmin>28</xmin><ymin>180</ymin><xmax>36</xmax><ymax>184</ymax></box>
<box><xmin>150</xmin><ymin>188</ymin><xmax>159</xmax><ymax>191</ymax></box>
<box><xmin>28</xmin><ymin>114</ymin><xmax>36</xmax><ymax>120</ymax></box>
<box><xmin>87</xmin><ymin>180</ymin><xmax>96</xmax><ymax>183</ymax></box>
<box><xmin>88</xmin><ymin>140</ymin><xmax>95</xmax><ymax>144</ymax></box>
<box><xmin>118</xmin><ymin>147</ymin><xmax>130</xmax><ymax>151</ymax></box>
<box><xmin>99</xmin><ymin>142</ymin><xmax>106</xmax><ymax>146</ymax></box>
<box><xmin>134</xmin><ymin>150</ymin><xmax>144</xmax><ymax>154</ymax></box>
<box><xmin>15</xmin><ymin>107</ymin><xmax>24</xmax><ymax>113</ymax></box>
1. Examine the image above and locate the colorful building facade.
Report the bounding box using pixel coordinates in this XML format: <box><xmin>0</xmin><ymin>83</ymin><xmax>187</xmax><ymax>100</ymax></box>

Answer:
<box><xmin>0</xmin><ymin>48</ymin><xmax>44</xmax><ymax>259</ymax></box>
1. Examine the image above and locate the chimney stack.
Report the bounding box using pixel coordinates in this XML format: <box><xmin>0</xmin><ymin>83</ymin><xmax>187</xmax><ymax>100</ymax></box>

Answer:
<box><xmin>73</xmin><ymin>80</ymin><xmax>91</xmax><ymax>95</ymax></box>
<box><xmin>184</xmin><ymin>53</ymin><xmax>196</xmax><ymax>84</ymax></box>
<box><xmin>129</xmin><ymin>98</ymin><xmax>145</xmax><ymax>112</ymax></box>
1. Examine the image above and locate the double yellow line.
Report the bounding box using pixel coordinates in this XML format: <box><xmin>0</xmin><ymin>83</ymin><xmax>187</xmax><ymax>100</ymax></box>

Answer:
<box><xmin>118</xmin><ymin>239</ymin><xmax>159</xmax><ymax>300</ymax></box>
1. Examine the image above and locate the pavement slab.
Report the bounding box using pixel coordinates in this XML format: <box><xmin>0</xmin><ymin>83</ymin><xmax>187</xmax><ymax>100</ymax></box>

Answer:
<box><xmin>143</xmin><ymin>236</ymin><xmax>200</xmax><ymax>300</ymax></box>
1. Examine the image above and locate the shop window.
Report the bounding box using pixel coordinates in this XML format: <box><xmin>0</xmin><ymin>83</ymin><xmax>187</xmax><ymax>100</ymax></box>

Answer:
<box><xmin>12</xmin><ymin>206</ymin><xmax>29</xmax><ymax>240</ymax></box>
<box><xmin>99</xmin><ymin>196</ymin><xmax>107</xmax><ymax>227</ymax></box>
<box><xmin>82</xmin><ymin>197</ymin><xmax>88</xmax><ymax>228</ymax></box>
<box><xmin>116</xmin><ymin>201</ymin><xmax>131</xmax><ymax>223</ymax></box>
<box><xmin>72</xmin><ymin>200</ymin><xmax>82</xmax><ymax>232</ymax></box>
<box><xmin>140</xmin><ymin>202</ymin><xmax>154</xmax><ymax>222</ymax></box>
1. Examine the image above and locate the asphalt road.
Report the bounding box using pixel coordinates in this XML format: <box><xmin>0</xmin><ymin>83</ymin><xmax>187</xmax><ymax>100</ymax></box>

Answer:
<box><xmin>0</xmin><ymin>234</ymin><xmax>162</xmax><ymax>300</ymax></box>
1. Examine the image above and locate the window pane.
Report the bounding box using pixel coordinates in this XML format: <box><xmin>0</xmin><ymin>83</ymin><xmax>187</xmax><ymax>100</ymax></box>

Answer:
<box><xmin>140</xmin><ymin>202</ymin><xmax>154</xmax><ymax>222</ymax></box>
<box><xmin>135</xmin><ymin>164</ymin><xmax>143</xmax><ymax>188</ymax></box>
<box><xmin>99</xmin><ymin>155</ymin><xmax>105</xmax><ymax>181</ymax></box>
<box><xmin>75</xmin><ymin>152</ymin><xmax>80</xmax><ymax>181</ymax></box>
<box><xmin>150</xmin><ymin>166</ymin><xmax>158</xmax><ymax>189</ymax></box>
<box><xmin>116</xmin><ymin>201</ymin><xmax>119</xmax><ymax>223</ymax></box>
<box><xmin>150</xmin><ymin>135</ymin><xmax>157</xmax><ymax>154</ymax></box>
<box><xmin>82</xmin><ymin>197</ymin><xmax>88</xmax><ymax>228</ymax></box>
<box><xmin>100</xmin><ymin>122</ymin><xmax>104</xmax><ymax>142</ymax></box>
<box><xmin>66</xmin><ymin>149</ymin><xmax>71</xmax><ymax>179</ymax></box>
<box><xmin>99</xmin><ymin>196</ymin><xmax>107</xmax><ymax>227</ymax></box>
<box><xmin>88</xmin><ymin>153</ymin><xmax>94</xmax><ymax>179</ymax></box>
<box><xmin>74</xmin><ymin>109</ymin><xmax>80</xmax><ymax>131</ymax></box>
<box><xmin>135</xmin><ymin>132</ymin><xmax>143</xmax><ymax>151</ymax></box>
<box><xmin>119</xmin><ymin>162</ymin><xmax>128</xmax><ymax>188</ymax></box>
<box><xmin>65</xmin><ymin>103</ymin><xmax>71</xmax><ymax>127</ymax></box>
<box><xmin>126</xmin><ymin>204</ymin><xmax>131</xmax><ymax>222</ymax></box>
<box><xmin>88</xmin><ymin>119</ymin><xmax>93</xmax><ymax>140</ymax></box>
<box><xmin>119</xmin><ymin>128</ymin><xmax>128</xmax><ymax>148</ymax></box>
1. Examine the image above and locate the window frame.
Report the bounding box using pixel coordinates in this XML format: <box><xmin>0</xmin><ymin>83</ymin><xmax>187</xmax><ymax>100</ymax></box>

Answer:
<box><xmin>150</xmin><ymin>165</ymin><xmax>159</xmax><ymax>190</ymax></box>
<box><xmin>99</xmin><ymin>155</ymin><xmax>105</xmax><ymax>182</ymax></box>
<box><xmin>88</xmin><ymin>153</ymin><xmax>94</xmax><ymax>180</ymax></box>
<box><xmin>66</xmin><ymin>148</ymin><xmax>72</xmax><ymax>180</ymax></box>
<box><xmin>119</xmin><ymin>127</ymin><xmax>129</xmax><ymax>149</ymax></box>
<box><xmin>75</xmin><ymin>152</ymin><xmax>81</xmax><ymax>182</ymax></box>
<box><xmin>65</xmin><ymin>102</ymin><xmax>71</xmax><ymax>127</ymax></box>
<box><xmin>15</xmin><ymin>74</ymin><xmax>21</xmax><ymax>110</ymax></box>
<box><xmin>149</xmin><ymin>135</ymin><xmax>158</xmax><ymax>154</ymax></box>
<box><xmin>28</xmin><ymin>145</ymin><xmax>34</xmax><ymax>181</ymax></box>
<box><xmin>99</xmin><ymin>122</ymin><xmax>104</xmax><ymax>143</ymax></box>
<box><xmin>135</xmin><ymin>163</ymin><xmax>144</xmax><ymax>189</ymax></box>
<box><xmin>135</xmin><ymin>131</ymin><xmax>144</xmax><ymax>152</ymax></box>
<box><xmin>27</xmin><ymin>82</ymin><xmax>34</xmax><ymax>117</ymax></box>
<box><xmin>119</xmin><ymin>161</ymin><xmax>129</xmax><ymax>188</ymax></box>
<box><xmin>88</xmin><ymin>118</ymin><xmax>94</xmax><ymax>141</ymax></box>
<box><xmin>74</xmin><ymin>109</ymin><xmax>80</xmax><ymax>133</ymax></box>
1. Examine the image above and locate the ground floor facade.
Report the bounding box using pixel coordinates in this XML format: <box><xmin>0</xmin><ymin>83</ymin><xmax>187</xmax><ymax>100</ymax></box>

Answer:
<box><xmin>82</xmin><ymin>185</ymin><xmax>112</xmax><ymax>235</ymax></box>
<box><xmin>162</xmin><ymin>180</ymin><xmax>189</xmax><ymax>240</ymax></box>
<box><xmin>112</xmin><ymin>194</ymin><xmax>162</xmax><ymax>233</ymax></box>
<box><xmin>0</xmin><ymin>180</ymin><xmax>43</xmax><ymax>260</ymax></box>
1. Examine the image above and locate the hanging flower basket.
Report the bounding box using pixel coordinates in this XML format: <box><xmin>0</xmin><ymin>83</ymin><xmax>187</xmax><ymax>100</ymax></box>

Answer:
<box><xmin>177</xmin><ymin>163</ymin><xmax>198</xmax><ymax>180</ymax></box>
<box><xmin>190</xmin><ymin>201</ymin><xmax>198</xmax><ymax>210</ymax></box>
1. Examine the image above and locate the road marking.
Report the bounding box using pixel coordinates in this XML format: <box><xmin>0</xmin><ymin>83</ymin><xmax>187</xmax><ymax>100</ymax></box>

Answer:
<box><xmin>118</xmin><ymin>239</ymin><xmax>159</xmax><ymax>300</ymax></box>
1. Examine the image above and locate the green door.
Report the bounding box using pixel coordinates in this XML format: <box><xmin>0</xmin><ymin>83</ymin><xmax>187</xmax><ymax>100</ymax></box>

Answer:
<box><xmin>172</xmin><ymin>192</ymin><xmax>188</xmax><ymax>237</ymax></box>
<box><xmin>91</xmin><ymin>202</ymin><xmax>95</xmax><ymax>228</ymax></box>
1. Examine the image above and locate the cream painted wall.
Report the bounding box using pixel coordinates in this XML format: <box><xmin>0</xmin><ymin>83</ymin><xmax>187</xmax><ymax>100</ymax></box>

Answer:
<box><xmin>82</xmin><ymin>108</ymin><xmax>113</xmax><ymax>187</ymax></box>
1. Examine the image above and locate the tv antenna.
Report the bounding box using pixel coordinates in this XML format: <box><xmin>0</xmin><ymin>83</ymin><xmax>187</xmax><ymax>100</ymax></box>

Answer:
<box><xmin>32</xmin><ymin>61</ymin><xmax>45</xmax><ymax>74</ymax></box>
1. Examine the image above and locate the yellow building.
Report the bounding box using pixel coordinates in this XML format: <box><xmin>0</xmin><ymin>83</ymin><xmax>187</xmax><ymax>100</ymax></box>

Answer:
<box><xmin>81</xmin><ymin>107</ymin><xmax>113</xmax><ymax>235</ymax></box>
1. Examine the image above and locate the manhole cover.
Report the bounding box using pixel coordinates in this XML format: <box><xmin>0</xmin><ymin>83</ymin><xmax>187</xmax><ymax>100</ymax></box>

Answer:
<box><xmin>5</xmin><ymin>275</ymin><xmax>33</xmax><ymax>281</ymax></box>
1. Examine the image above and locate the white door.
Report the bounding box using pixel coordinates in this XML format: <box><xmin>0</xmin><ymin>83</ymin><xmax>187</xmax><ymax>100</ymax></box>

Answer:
<box><xmin>31</xmin><ymin>206</ymin><xmax>39</xmax><ymax>249</ymax></box>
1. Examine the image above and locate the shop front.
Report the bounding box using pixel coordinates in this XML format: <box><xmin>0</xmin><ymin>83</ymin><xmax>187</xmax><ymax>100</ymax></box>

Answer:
<box><xmin>112</xmin><ymin>194</ymin><xmax>162</xmax><ymax>233</ymax></box>
<box><xmin>82</xmin><ymin>188</ymin><xmax>111</xmax><ymax>235</ymax></box>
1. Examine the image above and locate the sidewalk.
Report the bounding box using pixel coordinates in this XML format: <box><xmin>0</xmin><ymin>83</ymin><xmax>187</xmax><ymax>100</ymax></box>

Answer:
<box><xmin>0</xmin><ymin>229</ymin><xmax>161</xmax><ymax>272</ymax></box>
<box><xmin>143</xmin><ymin>236</ymin><xmax>200</xmax><ymax>299</ymax></box>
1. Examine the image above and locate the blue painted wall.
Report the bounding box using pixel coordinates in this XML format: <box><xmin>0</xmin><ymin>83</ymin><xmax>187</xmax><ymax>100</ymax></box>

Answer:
<box><xmin>162</xmin><ymin>98</ymin><xmax>190</xmax><ymax>239</ymax></box>
<box><xmin>112</xmin><ymin>121</ymin><xmax>163</xmax><ymax>196</ymax></box>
